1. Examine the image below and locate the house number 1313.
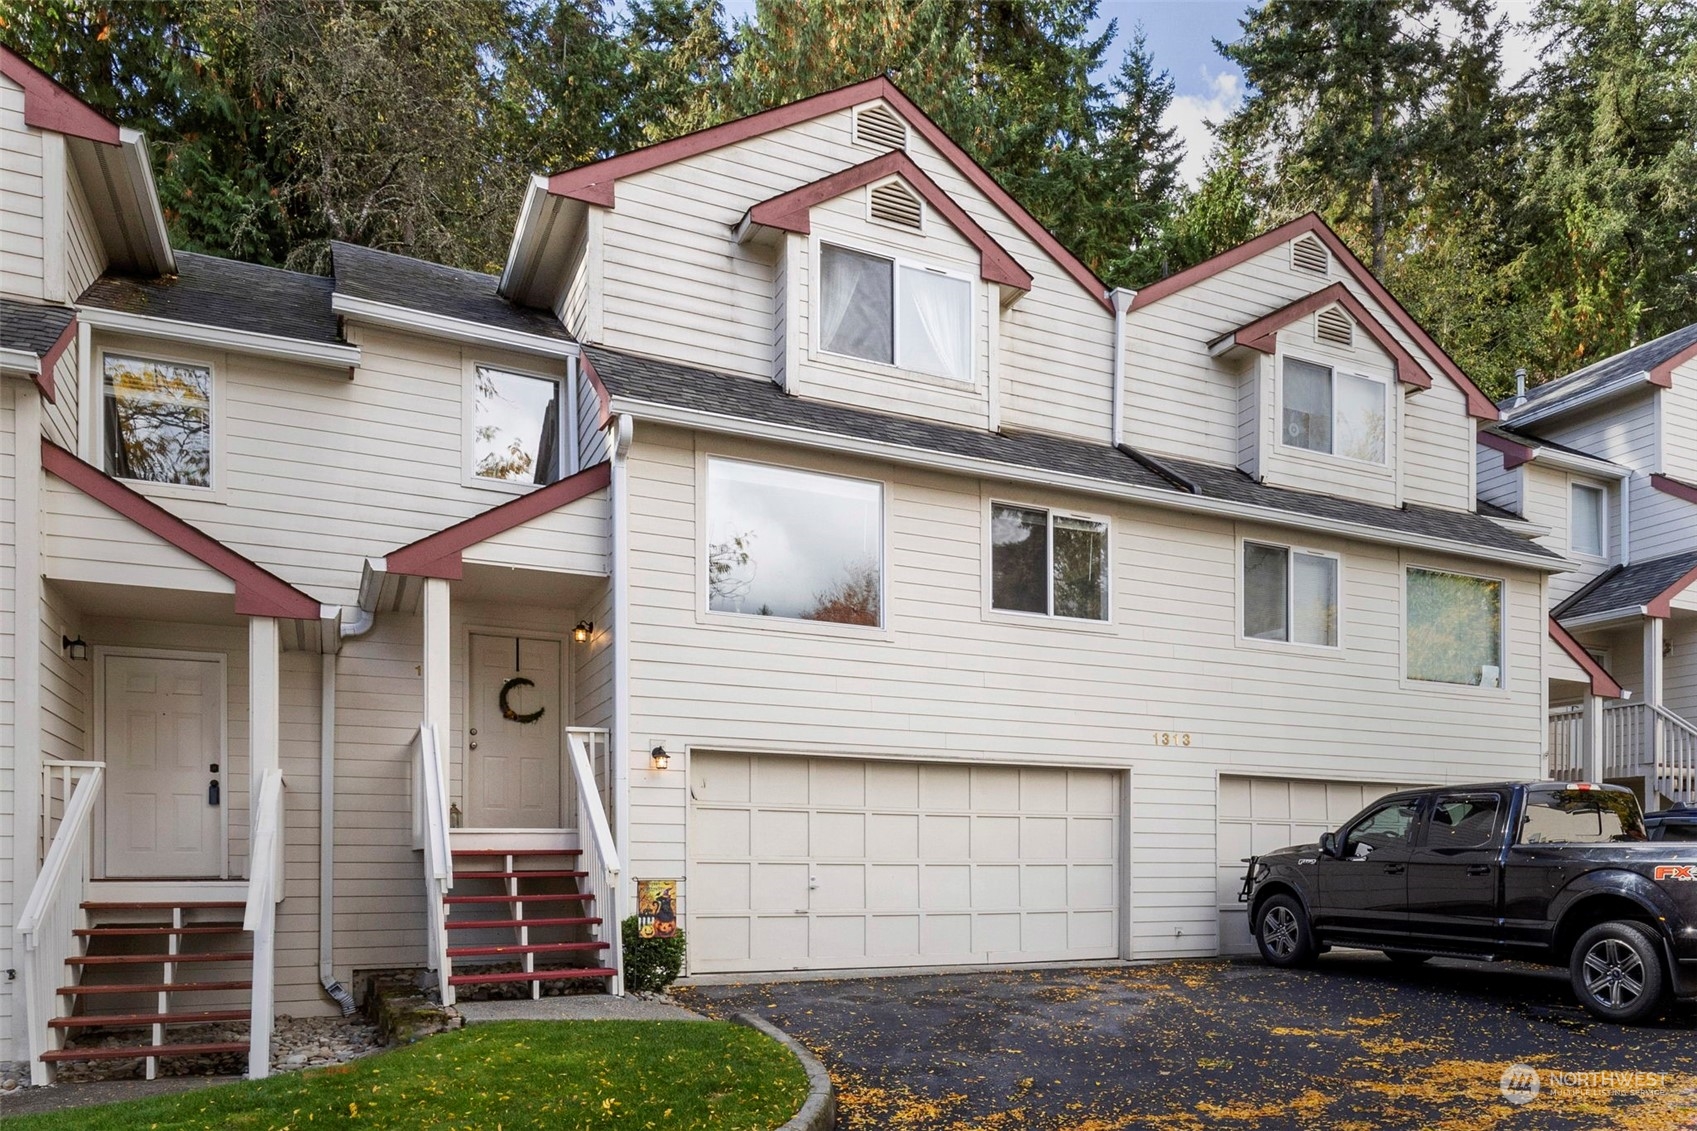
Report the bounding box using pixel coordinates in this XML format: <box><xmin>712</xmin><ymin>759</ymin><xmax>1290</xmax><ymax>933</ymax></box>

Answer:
<box><xmin>1152</xmin><ymin>732</ymin><xmax>1193</xmax><ymax>747</ymax></box>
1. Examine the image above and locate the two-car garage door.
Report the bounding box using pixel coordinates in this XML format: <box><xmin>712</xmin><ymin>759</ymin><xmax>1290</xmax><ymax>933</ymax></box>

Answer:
<box><xmin>688</xmin><ymin>753</ymin><xmax>1122</xmax><ymax>973</ymax></box>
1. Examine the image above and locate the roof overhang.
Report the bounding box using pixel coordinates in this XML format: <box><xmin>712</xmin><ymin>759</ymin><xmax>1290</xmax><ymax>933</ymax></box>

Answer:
<box><xmin>1499</xmin><ymin>371</ymin><xmax>1658</xmax><ymax>428</ymax></box>
<box><xmin>1549</xmin><ymin>616</ymin><xmax>1626</xmax><ymax>699</ymax></box>
<box><xmin>735</xmin><ymin>150</ymin><xmax>1034</xmax><ymax>302</ymax></box>
<box><xmin>1478</xmin><ymin>430</ymin><xmax>1631</xmax><ymax>479</ymax></box>
<box><xmin>1651</xmin><ymin>474</ymin><xmax>1697</xmax><ymax>506</ymax></box>
<box><xmin>0</xmin><ymin>311</ymin><xmax>76</xmax><ymax>401</ymax></box>
<box><xmin>498</xmin><ymin>175</ymin><xmax>591</xmax><ymax>310</ymax></box>
<box><xmin>1133</xmin><ymin>213</ymin><xmax>1497</xmax><ymax>420</ymax></box>
<box><xmin>1206</xmin><ymin>282</ymin><xmax>1430</xmax><ymax>389</ymax></box>
<box><xmin>330</xmin><ymin>290</ymin><xmax>578</xmax><ymax>362</ymax></box>
<box><xmin>77</xmin><ymin>306</ymin><xmax>360</xmax><ymax>372</ymax></box>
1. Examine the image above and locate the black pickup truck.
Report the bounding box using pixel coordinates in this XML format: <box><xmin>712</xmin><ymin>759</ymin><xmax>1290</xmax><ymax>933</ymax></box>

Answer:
<box><xmin>1240</xmin><ymin>782</ymin><xmax>1697</xmax><ymax>1023</ymax></box>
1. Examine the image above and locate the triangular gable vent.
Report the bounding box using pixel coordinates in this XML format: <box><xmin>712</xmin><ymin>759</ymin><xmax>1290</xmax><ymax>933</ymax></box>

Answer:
<box><xmin>853</xmin><ymin>103</ymin><xmax>908</xmax><ymax>151</ymax></box>
<box><xmin>1315</xmin><ymin>305</ymin><xmax>1353</xmax><ymax>346</ymax></box>
<box><xmin>1291</xmin><ymin>233</ymin><xmax>1329</xmax><ymax>275</ymax></box>
<box><xmin>868</xmin><ymin>179</ymin><xmax>923</xmax><ymax>229</ymax></box>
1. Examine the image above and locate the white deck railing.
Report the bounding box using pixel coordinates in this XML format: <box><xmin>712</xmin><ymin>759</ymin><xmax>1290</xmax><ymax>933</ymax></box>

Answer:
<box><xmin>244</xmin><ymin>768</ymin><xmax>286</xmax><ymax>1080</ymax></box>
<box><xmin>1649</xmin><ymin>704</ymin><xmax>1697</xmax><ymax>804</ymax></box>
<box><xmin>566</xmin><ymin>727</ymin><xmax>622</xmax><ymax>995</ymax></box>
<box><xmin>416</xmin><ymin>723</ymin><xmax>455</xmax><ymax>1005</ymax></box>
<box><xmin>1547</xmin><ymin>706</ymin><xmax>1585</xmax><ymax>779</ymax></box>
<box><xmin>1551</xmin><ymin>703</ymin><xmax>1697</xmax><ymax>805</ymax></box>
<box><xmin>17</xmin><ymin>762</ymin><xmax>104</xmax><ymax>1086</ymax></box>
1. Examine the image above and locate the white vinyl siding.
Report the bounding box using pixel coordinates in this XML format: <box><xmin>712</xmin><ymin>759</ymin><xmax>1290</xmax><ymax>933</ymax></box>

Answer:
<box><xmin>1</xmin><ymin>73</ymin><xmax>45</xmax><ymax>302</ymax></box>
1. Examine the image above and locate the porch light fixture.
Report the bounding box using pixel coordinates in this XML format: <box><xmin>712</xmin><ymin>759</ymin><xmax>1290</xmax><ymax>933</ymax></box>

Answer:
<box><xmin>61</xmin><ymin>635</ymin><xmax>88</xmax><ymax>661</ymax></box>
<box><xmin>650</xmin><ymin>745</ymin><xmax>671</xmax><ymax>771</ymax></box>
<box><xmin>573</xmin><ymin>620</ymin><xmax>594</xmax><ymax>644</ymax></box>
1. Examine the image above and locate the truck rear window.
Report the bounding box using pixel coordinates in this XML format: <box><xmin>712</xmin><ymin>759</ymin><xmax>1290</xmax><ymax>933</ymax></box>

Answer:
<box><xmin>1517</xmin><ymin>790</ymin><xmax>1647</xmax><ymax>844</ymax></box>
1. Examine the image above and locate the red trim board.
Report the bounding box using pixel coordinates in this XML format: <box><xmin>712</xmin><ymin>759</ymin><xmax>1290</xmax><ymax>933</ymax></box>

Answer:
<box><xmin>1649</xmin><ymin>341</ymin><xmax>1696</xmax><ymax>388</ymax></box>
<box><xmin>1650</xmin><ymin>473</ymin><xmax>1697</xmax><ymax>505</ymax></box>
<box><xmin>385</xmin><ymin>461</ymin><xmax>614</xmax><ymax>580</ymax></box>
<box><xmin>1479</xmin><ymin>431</ymin><xmax>1535</xmax><ymax>470</ymax></box>
<box><xmin>1647</xmin><ymin>563</ymin><xmax>1697</xmax><ymax>620</ymax></box>
<box><xmin>0</xmin><ymin>46</ymin><xmax>121</xmax><ymax>145</ymax></box>
<box><xmin>41</xmin><ymin>439</ymin><xmax>321</xmax><ymax>619</ymax></box>
<box><xmin>1549</xmin><ymin>616</ymin><xmax>1624</xmax><ymax>699</ymax></box>
<box><xmin>1216</xmin><ymin>282</ymin><xmax>1430</xmax><ymax>389</ymax></box>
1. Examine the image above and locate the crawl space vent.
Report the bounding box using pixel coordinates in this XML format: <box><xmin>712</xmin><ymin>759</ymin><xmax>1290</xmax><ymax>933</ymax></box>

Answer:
<box><xmin>1291</xmin><ymin>233</ymin><xmax>1330</xmax><ymax>275</ymax></box>
<box><xmin>869</xmin><ymin>180</ymin><xmax>923</xmax><ymax>229</ymax></box>
<box><xmin>1315</xmin><ymin>306</ymin><xmax>1354</xmax><ymax>346</ymax></box>
<box><xmin>853</xmin><ymin>104</ymin><xmax>908</xmax><ymax>150</ymax></box>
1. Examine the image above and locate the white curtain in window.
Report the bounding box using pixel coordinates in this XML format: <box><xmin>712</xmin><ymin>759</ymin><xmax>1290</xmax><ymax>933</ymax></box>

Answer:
<box><xmin>897</xmin><ymin>266</ymin><xmax>971</xmax><ymax>381</ymax></box>
<box><xmin>822</xmin><ymin>246</ymin><xmax>893</xmax><ymax>364</ymax></box>
<box><xmin>1571</xmin><ymin>484</ymin><xmax>1605</xmax><ymax>555</ymax></box>
<box><xmin>1291</xmin><ymin>552</ymin><xmax>1338</xmax><ymax>646</ymax></box>
<box><xmin>1282</xmin><ymin>358</ymin><xmax>1333</xmax><ymax>453</ymax></box>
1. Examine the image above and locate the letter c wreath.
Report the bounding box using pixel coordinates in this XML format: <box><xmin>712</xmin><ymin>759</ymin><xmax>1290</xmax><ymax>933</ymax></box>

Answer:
<box><xmin>499</xmin><ymin>676</ymin><xmax>545</xmax><ymax>724</ymax></box>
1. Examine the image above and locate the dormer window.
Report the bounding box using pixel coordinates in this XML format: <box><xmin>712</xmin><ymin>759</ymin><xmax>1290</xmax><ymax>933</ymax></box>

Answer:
<box><xmin>103</xmin><ymin>354</ymin><xmax>213</xmax><ymax>488</ymax></box>
<box><xmin>471</xmin><ymin>365</ymin><xmax>563</xmax><ymax>486</ymax></box>
<box><xmin>820</xmin><ymin>243</ymin><xmax>971</xmax><ymax>382</ymax></box>
<box><xmin>1281</xmin><ymin>357</ymin><xmax>1387</xmax><ymax>464</ymax></box>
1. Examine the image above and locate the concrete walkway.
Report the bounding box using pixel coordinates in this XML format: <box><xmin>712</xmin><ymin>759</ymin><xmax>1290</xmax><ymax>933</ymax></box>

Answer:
<box><xmin>455</xmin><ymin>993</ymin><xmax>705</xmax><ymax>1023</ymax></box>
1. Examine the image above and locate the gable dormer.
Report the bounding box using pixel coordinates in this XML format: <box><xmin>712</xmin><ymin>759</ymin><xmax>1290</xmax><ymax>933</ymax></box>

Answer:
<box><xmin>1122</xmin><ymin>214</ymin><xmax>1495</xmax><ymax>514</ymax></box>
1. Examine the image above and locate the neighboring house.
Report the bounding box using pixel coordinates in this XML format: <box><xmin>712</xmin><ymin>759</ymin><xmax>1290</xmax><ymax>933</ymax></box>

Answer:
<box><xmin>2</xmin><ymin>50</ymin><xmax>1584</xmax><ymax>1083</ymax></box>
<box><xmin>1477</xmin><ymin>325</ymin><xmax>1697</xmax><ymax>808</ymax></box>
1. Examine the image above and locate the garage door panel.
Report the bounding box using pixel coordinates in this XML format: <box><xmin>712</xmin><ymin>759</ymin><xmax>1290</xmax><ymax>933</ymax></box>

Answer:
<box><xmin>690</xmin><ymin>753</ymin><xmax>1122</xmax><ymax>973</ymax></box>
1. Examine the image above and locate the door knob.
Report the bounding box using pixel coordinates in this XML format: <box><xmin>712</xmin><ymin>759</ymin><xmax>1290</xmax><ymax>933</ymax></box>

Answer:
<box><xmin>469</xmin><ymin>740</ymin><xmax>478</xmax><ymax>750</ymax></box>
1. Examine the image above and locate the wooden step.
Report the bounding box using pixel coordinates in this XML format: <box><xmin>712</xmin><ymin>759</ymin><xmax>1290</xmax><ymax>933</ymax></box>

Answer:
<box><xmin>451</xmin><ymin>848</ymin><xmax>580</xmax><ymax>857</ymax></box>
<box><xmin>82</xmin><ymin>900</ymin><xmax>245</xmax><ymax>911</ymax></box>
<box><xmin>450</xmin><ymin>870</ymin><xmax>588</xmax><ymax>880</ymax></box>
<box><xmin>50</xmin><ymin>1010</ymin><xmax>251</xmax><ymax>1029</ymax></box>
<box><xmin>69</xmin><ymin>951</ymin><xmax>252</xmax><ymax>966</ymax></box>
<box><xmin>61</xmin><ymin>980</ymin><xmax>253</xmax><ymax>996</ymax></box>
<box><xmin>447</xmin><ymin>941</ymin><xmax>609</xmax><ymax>958</ymax></box>
<box><xmin>75</xmin><ymin>923</ymin><xmax>246</xmax><ymax>938</ymax></box>
<box><xmin>444</xmin><ymin>892</ymin><xmax>591</xmax><ymax>905</ymax></box>
<box><xmin>42</xmin><ymin>1041</ymin><xmax>249</xmax><ymax>1063</ymax></box>
<box><xmin>444</xmin><ymin>916</ymin><xmax>601</xmax><ymax>931</ymax></box>
<box><xmin>448</xmin><ymin>966</ymin><xmax>616</xmax><ymax>987</ymax></box>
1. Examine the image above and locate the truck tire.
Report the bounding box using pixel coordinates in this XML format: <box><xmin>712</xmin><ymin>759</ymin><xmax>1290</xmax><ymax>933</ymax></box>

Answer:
<box><xmin>1568</xmin><ymin>921</ymin><xmax>1667</xmax><ymax>1025</ymax></box>
<box><xmin>1255</xmin><ymin>894</ymin><xmax>1317</xmax><ymax>968</ymax></box>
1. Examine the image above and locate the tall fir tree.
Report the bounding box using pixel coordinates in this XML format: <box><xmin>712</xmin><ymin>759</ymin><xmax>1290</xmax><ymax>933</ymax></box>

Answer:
<box><xmin>1087</xmin><ymin>28</ymin><xmax>1185</xmax><ymax>287</ymax></box>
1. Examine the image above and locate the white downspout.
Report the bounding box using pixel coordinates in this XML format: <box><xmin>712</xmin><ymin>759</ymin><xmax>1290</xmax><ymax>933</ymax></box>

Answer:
<box><xmin>611</xmin><ymin>415</ymin><xmax>634</xmax><ymax>943</ymax></box>
<box><xmin>1110</xmin><ymin>288</ymin><xmax>1136</xmax><ymax>447</ymax></box>
<box><xmin>317</xmin><ymin>607</ymin><xmax>375</xmax><ymax>1014</ymax></box>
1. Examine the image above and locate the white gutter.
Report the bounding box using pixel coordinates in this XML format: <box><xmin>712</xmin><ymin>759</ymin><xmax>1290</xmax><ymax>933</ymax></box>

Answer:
<box><xmin>1500</xmin><ymin>372</ymin><xmax>1652</xmax><ymax>429</ymax></box>
<box><xmin>76</xmin><ymin>307</ymin><xmax>360</xmax><ymax>370</ymax></box>
<box><xmin>1558</xmin><ymin>606</ymin><xmax>1650</xmax><ymax>630</ymax></box>
<box><xmin>316</xmin><ymin>605</ymin><xmax>375</xmax><ymax>1014</ymax></box>
<box><xmin>1502</xmin><ymin>441</ymin><xmax>1632</xmax><ymax>480</ymax></box>
<box><xmin>498</xmin><ymin>175</ymin><xmax>551</xmax><ymax>300</ymax></box>
<box><xmin>118</xmin><ymin>128</ymin><xmax>175</xmax><ymax>276</ymax></box>
<box><xmin>330</xmin><ymin>292</ymin><xmax>577</xmax><ymax>362</ymax></box>
<box><xmin>610</xmin><ymin>415</ymin><xmax>634</xmax><ymax>939</ymax></box>
<box><xmin>1109</xmin><ymin>288</ymin><xmax>1135</xmax><ymax>447</ymax></box>
<box><xmin>0</xmin><ymin>347</ymin><xmax>42</xmax><ymax>377</ymax></box>
<box><xmin>611</xmin><ymin>395</ymin><xmax>1570</xmax><ymax>574</ymax></box>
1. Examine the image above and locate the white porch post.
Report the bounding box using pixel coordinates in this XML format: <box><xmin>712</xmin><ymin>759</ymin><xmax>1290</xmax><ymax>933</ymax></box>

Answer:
<box><xmin>246</xmin><ymin>615</ymin><xmax>279</xmax><ymax>1079</ymax></box>
<box><xmin>422</xmin><ymin>578</ymin><xmax>451</xmax><ymax>782</ymax></box>
<box><xmin>1644</xmin><ymin>617</ymin><xmax>1665</xmax><ymax>803</ymax></box>
<box><xmin>1581</xmin><ymin>691</ymin><xmax>1605</xmax><ymax>783</ymax></box>
<box><xmin>13</xmin><ymin>387</ymin><xmax>46</xmax><ymax>1078</ymax></box>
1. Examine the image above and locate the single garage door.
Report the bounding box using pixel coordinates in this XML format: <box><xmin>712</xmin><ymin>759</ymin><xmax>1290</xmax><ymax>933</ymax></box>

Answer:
<box><xmin>689</xmin><ymin>753</ymin><xmax>1121</xmax><ymax>973</ymax></box>
<box><xmin>1216</xmin><ymin>776</ymin><xmax>1415</xmax><ymax>955</ymax></box>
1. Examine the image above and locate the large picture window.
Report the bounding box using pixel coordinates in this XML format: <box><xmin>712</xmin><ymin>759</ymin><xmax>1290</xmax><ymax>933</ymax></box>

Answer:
<box><xmin>1407</xmin><ymin>567</ymin><xmax>1503</xmax><ymax>687</ymax></box>
<box><xmin>990</xmin><ymin>504</ymin><xmax>1109</xmax><ymax>621</ymax></box>
<box><xmin>103</xmin><ymin>355</ymin><xmax>212</xmax><ymax>487</ymax></box>
<box><xmin>1243</xmin><ymin>542</ymin><xmax>1338</xmax><ymax>646</ymax></box>
<box><xmin>706</xmin><ymin>459</ymin><xmax>883</xmax><ymax>627</ymax></box>
<box><xmin>472</xmin><ymin>366</ymin><xmax>563</xmax><ymax>485</ymax></box>
<box><xmin>820</xmin><ymin>243</ymin><xmax>971</xmax><ymax>382</ymax></box>
<box><xmin>1281</xmin><ymin>357</ymin><xmax>1387</xmax><ymax>464</ymax></box>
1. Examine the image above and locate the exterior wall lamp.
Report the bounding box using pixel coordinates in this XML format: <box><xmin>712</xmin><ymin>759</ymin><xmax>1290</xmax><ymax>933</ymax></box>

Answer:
<box><xmin>650</xmin><ymin>745</ymin><xmax>671</xmax><ymax>771</ymax></box>
<box><xmin>572</xmin><ymin>620</ymin><xmax>594</xmax><ymax>644</ymax></box>
<box><xmin>61</xmin><ymin>635</ymin><xmax>89</xmax><ymax>661</ymax></box>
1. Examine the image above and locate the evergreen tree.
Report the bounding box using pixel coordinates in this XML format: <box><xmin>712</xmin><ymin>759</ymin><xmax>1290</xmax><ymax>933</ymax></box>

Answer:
<box><xmin>1088</xmin><ymin>28</ymin><xmax>1185</xmax><ymax>287</ymax></box>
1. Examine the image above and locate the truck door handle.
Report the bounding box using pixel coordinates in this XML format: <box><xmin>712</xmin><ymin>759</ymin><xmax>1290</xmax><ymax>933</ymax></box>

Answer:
<box><xmin>1383</xmin><ymin>864</ymin><xmax>1405</xmax><ymax>875</ymax></box>
<box><xmin>1467</xmin><ymin>865</ymin><xmax>1491</xmax><ymax>876</ymax></box>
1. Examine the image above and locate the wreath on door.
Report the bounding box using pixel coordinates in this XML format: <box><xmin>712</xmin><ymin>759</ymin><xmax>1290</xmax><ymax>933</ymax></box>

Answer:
<box><xmin>498</xmin><ymin>676</ymin><xmax>545</xmax><ymax>724</ymax></box>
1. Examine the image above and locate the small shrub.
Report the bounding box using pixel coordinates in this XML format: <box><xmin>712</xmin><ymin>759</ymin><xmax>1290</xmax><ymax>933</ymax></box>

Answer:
<box><xmin>622</xmin><ymin>916</ymin><xmax>686</xmax><ymax>992</ymax></box>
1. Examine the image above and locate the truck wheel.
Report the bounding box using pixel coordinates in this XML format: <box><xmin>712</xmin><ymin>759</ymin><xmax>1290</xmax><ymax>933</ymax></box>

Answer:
<box><xmin>1255</xmin><ymin>895</ymin><xmax>1316</xmax><ymax>968</ymax></box>
<box><xmin>1569</xmin><ymin>921</ymin><xmax>1667</xmax><ymax>1024</ymax></box>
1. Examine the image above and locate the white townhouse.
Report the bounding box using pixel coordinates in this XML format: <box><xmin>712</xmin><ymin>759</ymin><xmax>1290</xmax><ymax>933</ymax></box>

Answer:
<box><xmin>1475</xmin><ymin>325</ymin><xmax>1697</xmax><ymax>807</ymax></box>
<box><xmin>1</xmin><ymin>50</ymin><xmax>1600</xmax><ymax>1083</ymax></box>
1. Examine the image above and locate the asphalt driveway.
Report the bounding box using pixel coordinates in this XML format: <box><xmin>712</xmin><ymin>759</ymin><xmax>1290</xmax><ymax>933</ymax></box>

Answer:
<box><xmin>676</xmin><ymin>953</ymin><xmax>1697</xmax><ymax>1130</ymax></box>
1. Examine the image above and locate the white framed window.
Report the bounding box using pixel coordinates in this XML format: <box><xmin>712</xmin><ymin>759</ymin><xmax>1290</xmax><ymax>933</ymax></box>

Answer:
<box><xmin>1407</xmin><ymin>567</ymin><xmax>1504</xmax><ymax>688</ymax></box>
<box><xmin>819</xmin><ymin>242</ymin><xmax>972</xmax><ymax>382</ymax></box>
<box><xmin>989</xmin><ymin>503</ymin><xmax>1109</xmax><ymax>621</ymax></box>
<box><xmin>471</xmin><ymin>365</ymin><xmax>565</xmax><ymax>486</ymax></box>
<box><xmin>1570</xmin><ymin>482</ymin><xmax>1607</xmax><ymax>557</ymax></box>
<box><xmin>1242</xmin><ymin>541</ymin><xmax>1339</xmax><ymax>646</ymax></box>
<box><xmin>102</xmin><ymin>353</ymin><xmax>214</xmax><ymax>488</ymax></box>
<box><xmin>1281</xmin><ymin>356</ymin><xmax>1387</xmax><ymax>464</ymax></box>
<box><xmin>705</xmin><ymin>457</ymin><xmax>884</xmax><ymax>628</ymax></box>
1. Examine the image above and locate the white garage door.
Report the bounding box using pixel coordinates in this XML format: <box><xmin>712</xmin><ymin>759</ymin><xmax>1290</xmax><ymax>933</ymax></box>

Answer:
<box><xmin>1216</xmin><ymin>776</ymin><xmax>1415</xmax><ymax>955</ymax></box>
<box><xmin>689</xmin><ymin>753</ymin><xmax>1121</xmax><ymax>973</ymax></box>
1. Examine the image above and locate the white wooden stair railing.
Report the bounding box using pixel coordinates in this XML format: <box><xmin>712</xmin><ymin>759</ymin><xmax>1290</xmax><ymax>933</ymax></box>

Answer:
<box><xmin>567</xmin><ymin>727</ymin><xmax>623</xmax><ymax>995</ymax></box>
<box><xmin>1648</xmin><ymin>704</ymin><xmax>1697</xmax><ymax>805</ymax></box>
<box><xmin>244</xmin><ymin>768</ymin><xmax>286</xmax><ymax>1080</ymax></box>
<box><xmin>17</xmin><ymin>762</ymin><xmax>104</xmax><ymax>1086</ymax></box>
<box><xmin>416</xmin><ymin>723</ymin><xmax>456</xmax><ymax>1005</ymax></box>
<box><xmin>1546</xmin><ymin>706</ymin><xmax>1585</xmax><ymax>779</ymax></box>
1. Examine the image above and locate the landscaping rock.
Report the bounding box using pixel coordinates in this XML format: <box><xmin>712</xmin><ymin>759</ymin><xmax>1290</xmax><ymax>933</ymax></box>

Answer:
<box><xmin>365</xmin><ymin>973</ymin><xmax>462</xmax><ymax>1045</ymax></box>
<box><xmin>49</xmin><ymin>1013</ymin><xmax>385</xmax><ymax>1083</ymax></box>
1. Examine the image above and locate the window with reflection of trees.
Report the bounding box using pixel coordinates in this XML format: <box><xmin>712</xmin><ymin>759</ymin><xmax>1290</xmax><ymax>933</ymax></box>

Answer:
<box><xmin>103</xmin><ymin>355</ymin><xmax>212</xmax><ymax>487</ymax></box>
<box><xmin>990</xmin><ymin>503</ymin><xmax>1108</xmax><ymax>621</ymax></box>
<box><xmin>706</xmin><ymin>458</ymin><xmax>883</xmax><ymax>627</ymax></box>
<box><xmin>473</xmin><ymin>366</ymin><xmax>562</xmax><ymax>484</ymax></box>
<box><xmin>1407</xmin><ymin>567</ymin><xmax>1503</xmax><ymax>687</ymax></box>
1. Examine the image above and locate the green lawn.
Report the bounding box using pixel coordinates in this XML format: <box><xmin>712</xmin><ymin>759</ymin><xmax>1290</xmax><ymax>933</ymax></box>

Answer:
<box><xmin>9</xmin><ymin>1020</ymin><xmax>808</xmax><ymax>1130</ymax></box>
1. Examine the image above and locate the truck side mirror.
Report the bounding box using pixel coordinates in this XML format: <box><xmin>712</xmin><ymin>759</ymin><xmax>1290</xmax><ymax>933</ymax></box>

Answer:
<box><xmin>1319</xmin><ymin>831</ymin><xmax>1340</xmax><ymax>858</ymax></box>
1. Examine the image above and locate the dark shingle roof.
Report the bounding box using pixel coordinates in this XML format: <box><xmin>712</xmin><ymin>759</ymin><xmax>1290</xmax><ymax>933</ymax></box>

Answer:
<box><xmin>1556</xmin><ymin>551</ymin><xmax>1697</xmax><ymax>621</ymax></box>
<box><xmin>1152</xmin><ymin>454</ymin><xmax>1560</xmax><ymax>560</ymax></box>
<box><xmin>1</xmin><ymin>298</ymin><xmax>77</xmax><ymax>357</ymax></box>
<box><xmin>1477</xmin><ymin>497</ymin><xmax>1524</xmax><ymax>522</ymax></box>
<box><xmin>330</xmin><ymin>242</ymin><xmax>574</xmax><ymax>343</ymax></box>
<box><xmin>1502</xmin><ymin>322</ymin><xmax>1697</xmax><ymax>417</ymax></box>
<box><xmin>78</xmin><ymin>252</ymin><xmax>340</xmax><ymax>345</ymax></box>
<box><xmin>584</xmin><ymin>345</ymin><xmax>1173</xmax><ymax>492</ymax></box>
<box><xmin>585</xmin><ymin>345</ymin><xmax>1561</xmax><ymax>562</ymax></box>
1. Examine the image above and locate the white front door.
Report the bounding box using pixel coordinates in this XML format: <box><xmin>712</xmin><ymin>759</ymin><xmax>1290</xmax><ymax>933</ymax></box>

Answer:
<box><xmin>103</xmin><ymin>654</ymin><xmax>223</xmax><ymax>878</ymax></box>
<box><xmin>465</xmin><ymin>634</ymin><xmax>563</xmax><ymax>828</ymax></box>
